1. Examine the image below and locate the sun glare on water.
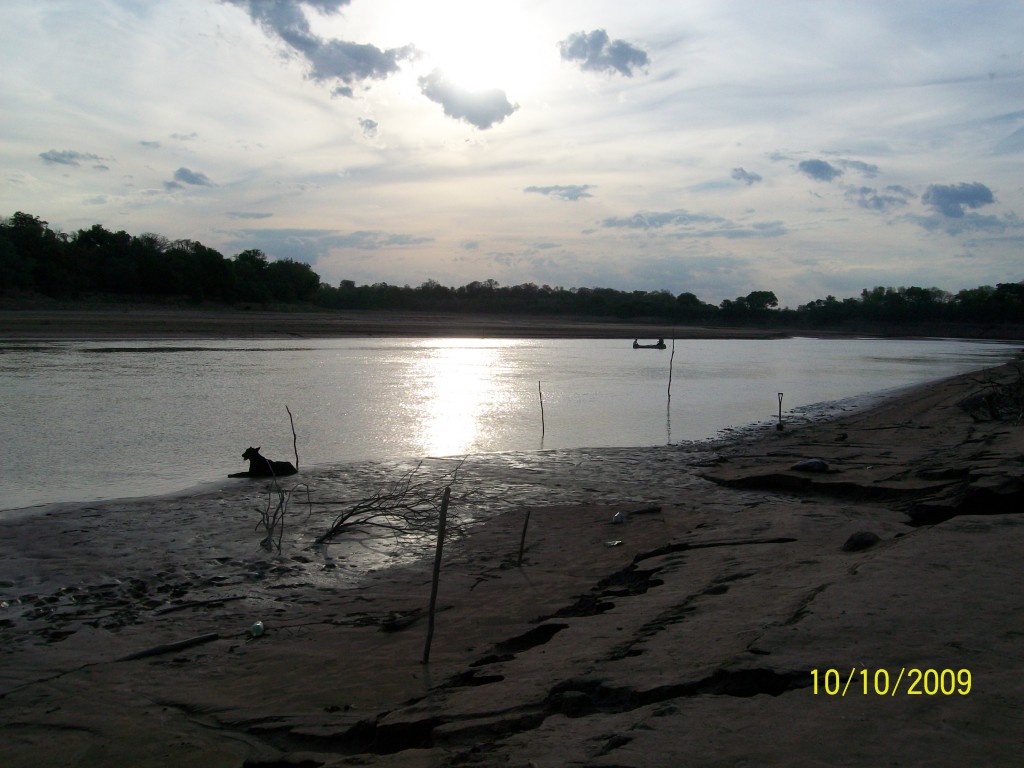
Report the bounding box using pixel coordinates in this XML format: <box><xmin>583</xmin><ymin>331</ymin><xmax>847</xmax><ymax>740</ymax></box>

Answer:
<box><xmin>412</xmin><ymin>340</ymin><xmax>517</xmax><ymax>457</ymax></box>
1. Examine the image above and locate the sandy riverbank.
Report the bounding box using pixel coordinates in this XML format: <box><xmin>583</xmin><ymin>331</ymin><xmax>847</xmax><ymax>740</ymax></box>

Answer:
<box><xmin>1</xmin><ymin>360</ymin><xmax>1023</xmax><ymax>766</ymax></box>
<box><xmin>0</xmin><ymin>307</ymin><xmax>791</xmax><ymax>341</ymax></box>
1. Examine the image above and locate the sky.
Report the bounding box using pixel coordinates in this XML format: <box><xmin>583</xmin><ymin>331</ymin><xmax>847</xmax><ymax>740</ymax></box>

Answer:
<box><xmin>2</xmin><ymin>0</ymin><xmax>1023</xmax><ymax>307</ymax></box>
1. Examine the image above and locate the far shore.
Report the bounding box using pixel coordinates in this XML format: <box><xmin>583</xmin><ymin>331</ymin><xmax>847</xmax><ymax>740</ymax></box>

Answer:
<box><xmin>2</xmin><ymin>305</ymin><xmax>1022</xmax><ymax>341</ymax></box>
<box><xmin>0</xmin><ymin>306</ymin><xmax>782</xmax><ymax>340</ymax></box>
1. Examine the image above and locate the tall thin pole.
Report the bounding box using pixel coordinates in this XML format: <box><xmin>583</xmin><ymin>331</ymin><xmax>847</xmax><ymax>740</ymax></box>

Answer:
<box><xmin>422</xmin><ymin>486</ymin><xmax>450</xmax><ymax>665</ymax></box>
<box><xmin>286</xmin><ymin>405</ymin><xmax>298</xmax><ymax>469</ymax></box>
<box><xmin>538</xmin><ymin>380</ymin><xmax>546</xmax><ymax>437</ymax></box>
<box><xmin>667</xmin><ymin>337</ymin><xmax>676</xmax><ymax>402</ymax></box>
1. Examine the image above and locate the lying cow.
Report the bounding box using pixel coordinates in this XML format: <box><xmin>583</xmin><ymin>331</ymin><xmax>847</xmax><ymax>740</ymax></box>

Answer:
<box><xmin>228</xmin><ymin>446</ymin><xmax>298</xmax><ymax>478</ymax></box>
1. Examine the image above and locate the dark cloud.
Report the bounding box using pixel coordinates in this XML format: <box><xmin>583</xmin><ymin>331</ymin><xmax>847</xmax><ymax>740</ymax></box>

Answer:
<box><xmin>139</xmin><ymin>140</ymin><xmax>161</xmax><ymax>149</ymax></box>
<box><xmin>170</xmin><ymin>132</ymin><xmax>198</xmax><ymax>141</ymax></box>
<box><xmin>173</xmin><ymin>167</ymin><xmax>214</xmax><ymax>186</ymax></box>
<box><xmin>840</xmin><ymin>159</ymin><xmax>879</xmax><ymax>177</ymax></box>
<box><xmin>922</xmin><ymin>182</ymin><xmax>995</xmax><ymax>217</ymax></box>
<box><xmin>731</xmin><ymin>167</ymin><xmax>762</xmax><ymax>185</ymax></box>
<box><xmin>418</xmin><ymin>69</ymin><xmax>518</xmax><ymax>129</ymax></box>
<box><xmin>359</xmin><ymin>117</ymin><xmax>378</xmax><ymax>138</ymax></box>
<box><xmin>38</xmin><ymin>149</ymin><xmax>102</xmax><ymax>166</ymax></box>
<box><xmin>524</xmin><ymin>184</ymin><xmax>594</xmax><ymax>201</ymax></box>
<box><xmin>559</xmin><ymin>29</ymin><xmax>649</xmax><ymax>77</ymax></box>
<box><xmin>798</xmin><ymin>159</ymin><xmax>843</xmax><ymax>182</ymax></box>
<box><xmin>227</xmin><ymin>211</ymin><xmax>273</xmax><ymax>220</ymax></box>
<box><xmin>912</xmin><ymin>213</ymin><xmax>1007</xmax><ymax>236</ymax></box>
<box><xmin>846</xmin><ymin>185</ymin><xmax>915</xmax><ymax>212</ymax></box>
<box><xmin>225</xmin><ymin>0</ymin><xmax>413</xmax><ymax>95</ymax></box>
<box><xmin>601</xmin><ymin>209</ymin><xmax>786</xmax><ymax>239</ymax></box>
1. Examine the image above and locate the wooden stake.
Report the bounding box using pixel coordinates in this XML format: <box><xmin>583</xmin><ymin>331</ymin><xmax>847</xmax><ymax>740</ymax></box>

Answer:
<box><xmin>286</xmin><ymin>405</ymin><xmax>299</xmax><ymax>469</ymax></box>
<box><xmin>517</xmin><ymin>508</ymin><xmax>532</xmax><ymax>566</ymax></box>
<box><xmin>538</xmin><ymin>380</ymin><xmax>546</xmax><ymax>437</ymax></box>
<box><xmin>667</xmin><ymin>337</ymin><xmax>676</xmax><ymax>402</ymax></box>
<box><xmin>422</xmin><ymin>486</ymin><xmax>450</xmax><ymax>665</ymax></box>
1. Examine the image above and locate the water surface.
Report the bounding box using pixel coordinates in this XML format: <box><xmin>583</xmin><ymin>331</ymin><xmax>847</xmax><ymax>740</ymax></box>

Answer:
<box><xmin>1</xmin><ymin>336</ymin><xmax>1015</xmax><ymax>511</ymax></box>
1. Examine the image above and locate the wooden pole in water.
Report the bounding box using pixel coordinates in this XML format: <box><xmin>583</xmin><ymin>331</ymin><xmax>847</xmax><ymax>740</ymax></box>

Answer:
<box><xmin>538</xmin><ymin>381</ymin><xmax>546</xmax><ymax>437</ymax></box>
<box><xmin>777</xmin><ymin>392</ymin><xmax>784</xmax><ymax>431</ymax></box>
<box><xmin>286</xmin><ymin>405</ymin><xmax>298</xmax><ymax>469</ymax></box>
<box><xmin>667</xmin><ymin>337</ymin><xmax>676</xmax><ymax>402</ymax></box>
<box><xmin>517</xmin><ymin>508</ymin><xmax>532</xmax><ymax>566</ymax></box>
<box><xmin>422</xmin><ymin>486</ymin><xmax>450</xmax><ymax>665</ymax></box>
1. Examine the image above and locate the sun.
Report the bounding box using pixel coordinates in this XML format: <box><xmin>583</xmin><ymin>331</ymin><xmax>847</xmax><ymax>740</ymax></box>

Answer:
<box><xmin>395</xmin><ymin>0</ymin><xmax>554</xmax><ymax>97</ymax></box>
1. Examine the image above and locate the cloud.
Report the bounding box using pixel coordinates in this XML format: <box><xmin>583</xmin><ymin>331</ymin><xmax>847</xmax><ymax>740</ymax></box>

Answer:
<box><xmin>139</xmin><ymin>140</ymin><xmax>162</xmax><ymax>149</ymax></box>
<box><xmin>524</xmin><ymin>184</ymin><xmax>594</xmax><ymax>201</ymax></box>
<box><xmin>731</xmin><ymin>168</ymin><xmax>762</xmax><ymax>186</ymax></box>
<box><xmin>225</xmin><ymin>0</ymin><xmax>413</xmax><ymax>96</ymax></box>
<box><xmin>601</xmin><ymin>209</ymin><xmax>786</xmax><ymax>239</ymax></box>
<box><xmin>38</xmin><ymin>149</ymin><xmax>102</xmax><ymax>166</ymax></box>
<box><xmin>839</xmin><ymin>159</ymin><xmax>879</xmax><ymax>177</ymax></box>
<box><xmin>603</xmin><ymin>210</ymin><xmax>722</xmax><ymax>229</ymax></box>
<box><xmin>227</xmin><ymin>227</ymin><xmax>434</xmax><ymax>265</ymax></box>
<box><xmin>227</xmin><ymin>211</ymin><xmax>273</xmax><ymax>220</ymax></box>
<box><xmin>559</xmin><ymin>29</ymin><xmax>649</xmax><ymax>77</ymax></box>
<box><xmin>922</xmin><ymin>182</ymin><xmax>995</xmax><ymax>218</ymax></box>
<box><xmin>173</xmin><ymin>167</ymin><xmax>214</xmax><ymax>186</ymax></box>
<box><xmin>418</xmin><ymin>69</ymin><xmax>518</xmax><ymax>129</ymax></box>
<box><xmin>798</xmin><ymin>159</ymin><xmax>843</xmax><ymax>182</ymax></box>
<box><xmin>994</xmin><ymin>126</ymin><xmax>1024</xmax><ymax>154</ymax></box>
<box><xmin>170</xmin><ymin>132</ymin><xmax>198</xmax><ymax>141</ymax></box>
<box><xmin>846</xmin><ymin>185</ymin><xmax>915</xmax><ymax>212</ymax></box>
<box><xmin>359</xmin><ymin>118</ymin><xmax>378</xmax><ymax>138</ymax></box>
<box><xmin>912</xmin><ymin>213</ymin><xmax>1007</xmax><ymax>236</ymax></box>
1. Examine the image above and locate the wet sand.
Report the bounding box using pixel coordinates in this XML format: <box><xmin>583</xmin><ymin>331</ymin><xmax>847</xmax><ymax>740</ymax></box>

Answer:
<box><xmin>1</xmin><ymin>360</ymin><xmax>1024</xmax><ymax>766</ymax></box>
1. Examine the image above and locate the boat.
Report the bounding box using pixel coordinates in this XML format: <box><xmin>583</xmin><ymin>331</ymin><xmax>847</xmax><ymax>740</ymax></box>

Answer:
<box><xmin>633</xmin><ymin>338</ymin><xmax>667</xmax><ymax>349</ymax></box>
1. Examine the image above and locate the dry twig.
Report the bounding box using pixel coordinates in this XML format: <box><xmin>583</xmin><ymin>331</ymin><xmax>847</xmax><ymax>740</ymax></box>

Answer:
<box><xmin>314</xmin><ymin>459</ymin><xmax>470</xmax><ymax>545</ymax></box>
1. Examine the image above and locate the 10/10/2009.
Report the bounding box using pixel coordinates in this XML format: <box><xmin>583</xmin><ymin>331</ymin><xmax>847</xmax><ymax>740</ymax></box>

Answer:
<box><xmin>812</xmin><ymin>668</ymin><xmax>971</xmax><ymax>696</ymax></box>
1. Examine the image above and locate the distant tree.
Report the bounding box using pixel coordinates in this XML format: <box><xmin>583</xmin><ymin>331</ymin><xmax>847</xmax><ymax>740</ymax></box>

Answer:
<box><xmin>744</xmin><ymin>290</ymin><xmax>779</xmax><ymax>311</ymax></box>
<box><xmin>233</xmin><ymin>249</ymin><xmax>272</xmax><ymax>303</ymax></box>
<box><xmin>0</xmin><ymin>233</ymin><xmax>32</xmax><ymax>294</ymax></box>
<box><xmin>266</xmin><ymin>258</ymin><xmax>320</xmax><ymax>302</ymax></box>
<box><xmin>2</xmin><ymin>212</ymin><xmax>71</xmax><ymax>296</ymax></box>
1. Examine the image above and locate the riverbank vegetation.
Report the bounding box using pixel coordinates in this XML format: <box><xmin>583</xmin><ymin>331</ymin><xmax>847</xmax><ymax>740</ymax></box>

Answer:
<box><xmin>3</xmin><ymin>211</ymin><xmax>1023</xmax><ymax>334</ymax></box>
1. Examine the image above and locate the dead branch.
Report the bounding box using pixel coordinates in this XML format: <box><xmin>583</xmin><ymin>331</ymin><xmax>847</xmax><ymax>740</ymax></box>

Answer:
<box><xmin>314</xmin><ymin>459</ymin><xmax>469</xmax><ymax>545</ymax></box>
<box><xmin>255</xmin><ymin>475</ymin><xmax>311</xmax><ymax>552</ymax></box>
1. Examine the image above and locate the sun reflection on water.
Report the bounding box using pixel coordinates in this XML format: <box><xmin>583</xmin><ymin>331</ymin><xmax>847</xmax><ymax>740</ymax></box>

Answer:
<box><xmin>412</xmin><ymin>339</ymin><xmax>516</xmax><ymax>456</ymax></box>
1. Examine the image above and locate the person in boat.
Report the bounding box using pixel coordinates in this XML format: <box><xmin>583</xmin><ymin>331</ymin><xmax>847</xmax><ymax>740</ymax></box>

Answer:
<box><xmin>633</xmin><ymin>338</ymin><xmax>667</xmax><ymax>349</ymax></box>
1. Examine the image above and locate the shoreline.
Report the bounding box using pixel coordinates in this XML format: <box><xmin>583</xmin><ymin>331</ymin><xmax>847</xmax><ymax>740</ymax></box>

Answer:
<box><xmin>0</xmin><ymin>307</ymin><xmax>789</xmax><ymax>341</ymax></box>
<box><xmin>5</xmin><ymin>305</ymin><xmax>1022</xmax><ymax>342</ymax></box>
<box><xmin>2</xmin><ymin>361</ymin><xmax>1023</xmax><ymax>765</ymax></box>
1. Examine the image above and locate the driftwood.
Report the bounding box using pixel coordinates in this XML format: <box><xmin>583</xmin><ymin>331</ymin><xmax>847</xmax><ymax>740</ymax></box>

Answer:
<box><xmin>118</xmin><ymin>632</ymin><xmax>220</xmax><ymax>662</ymax></box>
<box><xmin>315</xmin><ymin>459</ymin><xmax>468</xmax><ymax>545</ymax></box>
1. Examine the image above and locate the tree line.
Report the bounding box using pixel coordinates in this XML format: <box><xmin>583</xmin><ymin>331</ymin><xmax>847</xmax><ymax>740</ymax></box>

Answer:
<box><xmin>0</xmin><ymin>212</ymin><xmax>319</xmax><ymax>304</ymax></box>
<box><xmin>3</xmin><ymin>211</ymin><xmax>1023</xmax><ymax>330</ymax></box>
